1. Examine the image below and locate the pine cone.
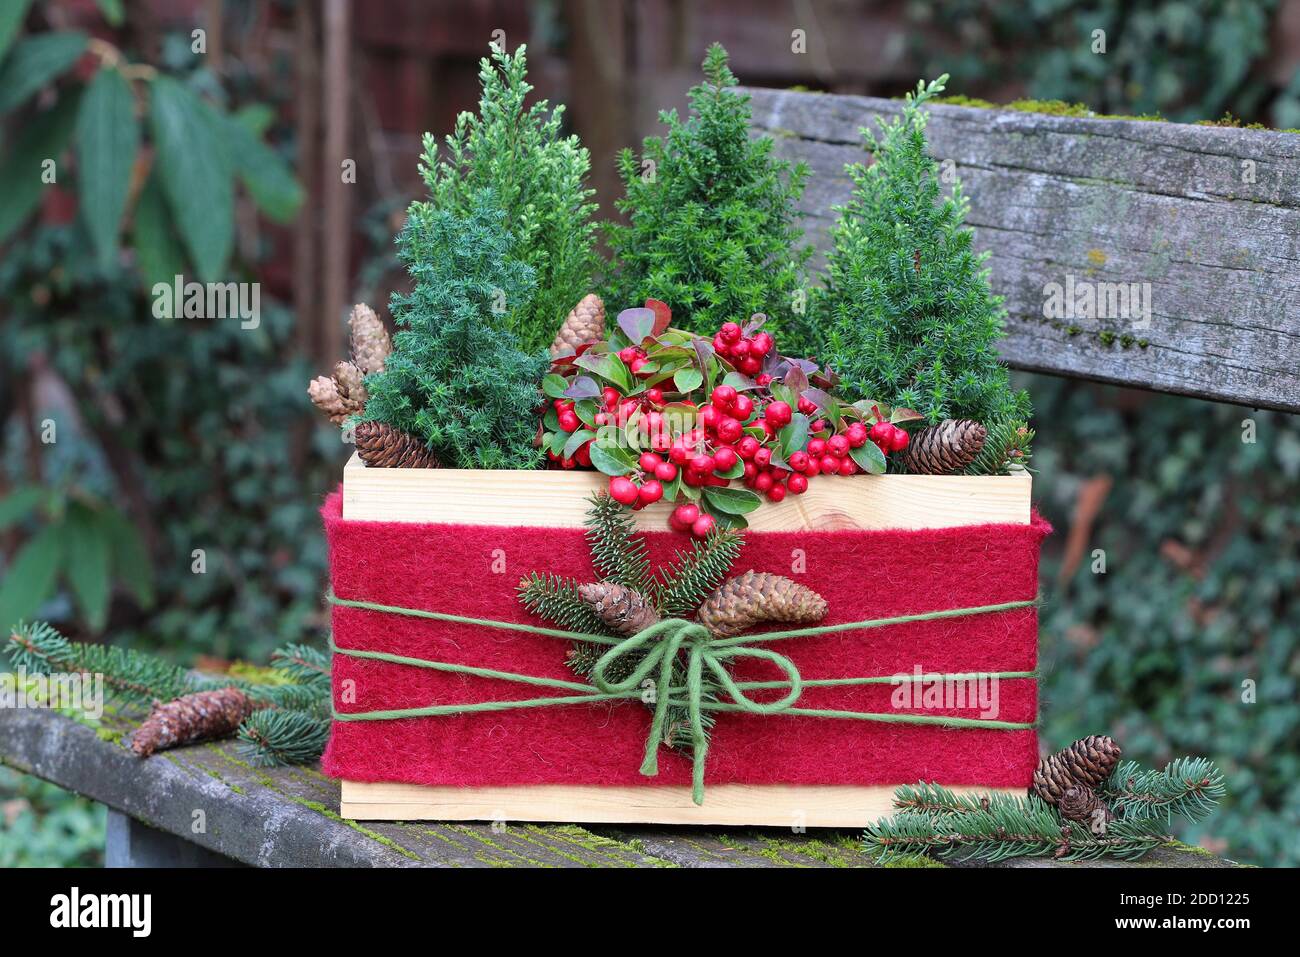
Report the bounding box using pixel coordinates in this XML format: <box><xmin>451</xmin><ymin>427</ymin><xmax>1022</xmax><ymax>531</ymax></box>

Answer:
<box><xmin>333</xmin><ymin>360</ymin><xmax>367</xmax><ymax>403</ymax></box>
<box><xmin>308</xmin><ymin>375</ymin><xmax>362</xmax><ymax>425</ymax></box>
<box><xmin>1058</xmin><ymin>785</ymin><xmax>1115</xmax><ymax>836</ymax></box>
<box><xmin>550</xmin><ymin>293</ymin><xmax>606</xmax><ymax>357</ymax></box>
<box><xmin>354</xmin><ymin>420</ymin><xmax>439</xmax><ymax>468</ymax></box>
<box><xmin>696</xmin><ymin>571</ymin><xmax>827</xmax><ymax>638</ymax></box>
<box><xmin>900</xmin><ymin>419</ymin><xmax>988</xmax><ymax>474</ymax></box>
<box><xmin>130</xmin><ymin>687</ymin><xmax>255</xmax><ymax>758</ymax></box>
<box><xmin>577</xmin><ymin>582</ymin><xmax>660</xmax><ymax>636</ymax></box>
<box><xmin>349</xmin><ymin>303</ymin><xmax>391</xmax><ymax>374</ymax></box>
<box><xmin>1031</xmin><ymin>734</ymin><xmax>1123</xmax><ymax>805</ymax></box>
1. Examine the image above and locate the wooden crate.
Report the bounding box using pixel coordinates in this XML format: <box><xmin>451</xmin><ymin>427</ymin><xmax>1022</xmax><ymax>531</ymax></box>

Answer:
<box><xmin>338</xmin><ymin>453</ymin><xmax>1034</xmax><ymax>825</ymax></box>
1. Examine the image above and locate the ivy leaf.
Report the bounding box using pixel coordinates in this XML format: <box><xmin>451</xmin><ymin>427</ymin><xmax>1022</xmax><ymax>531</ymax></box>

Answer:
<box><xmin>0</xmin><ymin>525</ymin><xmax>64</xmax><ymax>631</ymax></box>
<box><xmin>702</xmin><ymin>486</ymin><xmax>762</xmax><ymax>515</ymax></box>
<box><xmin>150</xmin><ymin>76</ymin><xmax>234</xmax><ymax>281</ymax></box>
<box><xmin>0</xmin><ymin>31</ymin><xmax>88</xmax><ymax>114</ymax></box>
<box><xmin>850</xmin><ymin>440</ymin><xmax>887</xmax><ymax>475</ymax></box>
<box><xmin>0</xmin><ymin>91</ymin><xmax>82</xmax><ymax>245</ymax></box>
<box><xmin>617</xmin><ymin>307</ymin><xmax>656</xmax><ymax>343</ymax></box>
<box><xmin>76</xmin><ymin>67</ymin><xmax>140</xmax><ymax>269</ymax></box>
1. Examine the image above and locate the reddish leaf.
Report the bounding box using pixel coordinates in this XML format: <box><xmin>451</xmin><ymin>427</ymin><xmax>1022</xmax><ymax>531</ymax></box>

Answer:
<box><xmin>645</xmin><ymin>298</ymin><xmax>672</xmax><ymax>335</ymax></box>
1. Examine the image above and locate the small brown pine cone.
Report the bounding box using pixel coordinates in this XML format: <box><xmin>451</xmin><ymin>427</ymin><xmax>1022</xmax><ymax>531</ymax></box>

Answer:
<box><xmin>333</xmin><ymin>360</ymin><xmax>367</xmax><ymax>402</ymax></box>
<box><xmin>550</xmin><ymin>293</ymin><xmax>606</xmax><ymax>357</ymax></box>
<box><xmin>308</xmin><ymin>375</ymin><xmax>361</xmax><ymax>425</ymax></box>
<box><xmin>577</xmin><ymin>582</ymin><xmax>660</xmax><ymax>636</ymax></box>
<box><xmin>354</xmin><ymin>420</ymin><xmax>439</xmax><ymax>468</ymax></box>
<box><xmin>349</xmin><ymin>303</ymin><xmax>391</xmax><ymax>374</ymax></box>
<box><xmin>1031</xmin><ymin>734</ymin><xmax>1123</xmax><ymax>805</ymax></box>
<box><xmin>900</xmin><ymin>419</ymin><xmax>988</xmax><ymax>474</ymax></box>
<box><xmin>696</xmin><ymin>571</ymin><xmax>828</xmax><ymax>638</ymax></box>
<box><xmin>1058</xmin><ymin>785</ymin><xmax>1115</xmax><ymax>836</ymax></box>
<box><xmin>130</xmin><ymin>687</ymin><xmax>255</xmax><ymax>758</ymax></box>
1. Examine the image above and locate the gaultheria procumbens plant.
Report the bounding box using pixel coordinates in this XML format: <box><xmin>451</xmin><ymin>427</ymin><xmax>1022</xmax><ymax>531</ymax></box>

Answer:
<box><xmin>603</xmin><ymin>43</ymin><xmax>816</xmax><ymax>354</ymax></box>
<box><xmin>817</xmin><ymin>75</ymin><xmax>1030</xmax><ymax>427</ymax></box>
<box><xmin>420</xmin><ymin>43</ymin><xmax>598</xmax><ymax>354</ymax></box>
<box><xmin>361</xmin><ymin>190</ymin><xmax>546</xmax><ymax>469</ymax></box>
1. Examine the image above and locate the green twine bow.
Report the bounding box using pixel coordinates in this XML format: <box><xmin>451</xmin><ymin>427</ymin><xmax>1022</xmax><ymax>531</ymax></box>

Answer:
<box><xmin>327</xmin><ymin>593</ymin><xmax>1038</xmax><ymax>805</ymax></box>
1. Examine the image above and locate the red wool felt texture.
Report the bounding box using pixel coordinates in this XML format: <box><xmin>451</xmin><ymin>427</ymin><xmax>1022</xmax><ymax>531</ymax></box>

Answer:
<box><xmin>320</xmin><ymin>491</ymin><xmax>1050</xmax><ymax>789</ymax></box>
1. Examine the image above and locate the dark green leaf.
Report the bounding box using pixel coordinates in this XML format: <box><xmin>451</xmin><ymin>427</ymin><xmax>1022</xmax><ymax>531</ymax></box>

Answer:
<box><xmin>778</xmin><ymin>413</ymin><xmax>810</xmax><ymax>460</ymax></box>
<box><xmin>0</xmin><ymin>91</ymin><xmax>81</xmax><ymax>244</ymax></box>
<box><xmin>225</xmin><ymin>111</ymin><xmax>302</xmax><ymax>223</ymax></box>
<box><xmin>673</xmin><ymin>367</ymin><xmax>703</xmax><ymax>393</ymax></box>
<box><xmin>0</xmin><ymin>487</ymin><xmax>46</xmax><ymax>530</ymax></box>
<box><xmin>563</xmin><ymin>429</ymin><xmax>595</xmax><ymax>460</ymax></box>
<box><xmin>702</xmin><ymin>486</ymin><xmax>762</xmax><ymax>515</ymax></box>
<box><xmin>542</xmin><ymin>373</ymin><xmax>569</xmax><ymax>399</ymax></box>
<box><xmin>96</xmin><ymin>0</ymin><xmax>125</xmax><ymax>27</ymax></box>
<box><xmin>850</xmin><ymin>440</ymin><xmax>887</xmax><ymax>475</ymax></box>
<box><xmin>149</xmin><ymin>76</ymin><xmax>234</xmax><ymax>280</ymax></box>
<box><xmin>0</xmin><ymin>525</ymin><xmax>64</xmax><ymax>630</ymax></box>
<box><xmin>76</xmin><ymin>67</ymin><xmax>139</xmax><ymax>268</ymax></box>
<box><xmin>589</xmin><ymin>440</ymin><xmax>636</xmax><ymax>476</ymax></box>
<box><xmin>100</xmin><ymin>509</ymin><xmax>153</xmax><ymax>608</ymax></box>
<box><xmin>131</xmin><ymin>169</ymin><xmax>188</xmax><ymax>293</ymax></box>
<box><xmin>0</xmin><ymin>0</ymin><xmax>34</xmax><ymax>61</ymax></box>
<box><xmin>65</xmin><ymin>506</ymin><xmax>111</xmax><ymax>631</ymax></box>
<box><xmin>0</xmin><ymin>31</ymin><xmax>87</xmax><ymax>114</ymax></box>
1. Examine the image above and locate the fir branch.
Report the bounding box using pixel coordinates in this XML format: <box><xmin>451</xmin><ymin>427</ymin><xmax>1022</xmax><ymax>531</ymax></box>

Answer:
<box><xmin>863</xmin><ymin>791</ymin><xmax>1175</xmax><ymax>864</ymax></box>
<box><xmin>891</xmin><ymin>781</ymin><xmax>993</xmax><ymax>817</ymax></box>
<box><xmin>237</xmin><ymin>709</ymin><xmax>331</xmax><ymax>767</ymax></box>
<box><xmin>1099</xmin><ymin>758</ymin><xmax>1227</xmax><ymax>825</ymax></box>
<box><xmin>270</xmin><ymin>642</ymin><xmax>331</xmax><ymax>692</ymax></box>
<box><xmin>964</xmin><ymin>418</ymin><xmax>1035</xmax><ymax>475</ymax></box>
<box><xmin>518</xmin><ymin>572</ymin><xmax>609</xmax><ymax>635</ymax></box>
<box><xmin>583</xmin><ymin>492</ymin><xmax>652</xmax><ymax>591</ymax></box>
<box><xmin>656</xmin><ymin>528</ymin><xmax>745</xmax><ymax>617</ymax></box>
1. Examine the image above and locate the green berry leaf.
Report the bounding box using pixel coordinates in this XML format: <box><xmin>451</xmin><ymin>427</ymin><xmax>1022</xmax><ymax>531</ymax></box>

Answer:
<box><xmin>702</xmin><ymin>486</ymin><xmax>762</xmax><ymax>515</ymax></box>
<box><xmin>850</xmin><ymin>440</ymin><xmax>887</xmax><ymax>475</ymax></box>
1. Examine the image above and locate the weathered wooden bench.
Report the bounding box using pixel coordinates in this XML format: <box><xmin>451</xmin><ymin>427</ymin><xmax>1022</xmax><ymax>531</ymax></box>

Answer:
<box><xmin>4</xmin><ymin>92</ymin><xmax>1294</xmax><ymax>867</ymax></box>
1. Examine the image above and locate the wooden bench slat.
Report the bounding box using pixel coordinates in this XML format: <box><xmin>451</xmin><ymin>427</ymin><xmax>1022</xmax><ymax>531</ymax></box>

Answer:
<box><xmin>746</xmin><ymin>88</ymin><xmax>1300</xmax><ymax>413</ymax></box>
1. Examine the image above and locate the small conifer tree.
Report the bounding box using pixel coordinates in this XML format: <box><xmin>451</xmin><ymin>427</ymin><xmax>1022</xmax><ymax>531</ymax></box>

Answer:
<box><xmin>817</xmin><ymin>75</ymin><xmax>1030</xmax><ymax>426</ymax></box>
<box><xmin>362</xmin><ymin>191</ymin><xmax>545</xmax><ymax>469</ymax></box>
<box><xmin>604</xmin><ymin>43</ymin><xmax>815</xmax><ymax>352</ymax></box>
<box><xmin>421</xmin><ymin>44</ymin><xmax>598</xmax><ymax>354</ymax></box>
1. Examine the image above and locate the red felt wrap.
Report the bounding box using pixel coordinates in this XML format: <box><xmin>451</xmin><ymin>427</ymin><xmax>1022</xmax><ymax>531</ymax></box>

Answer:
<box><xmin>321</xmin><ymin>491</ymin><xmax>1050</xmax><ymax>789</ymax></box>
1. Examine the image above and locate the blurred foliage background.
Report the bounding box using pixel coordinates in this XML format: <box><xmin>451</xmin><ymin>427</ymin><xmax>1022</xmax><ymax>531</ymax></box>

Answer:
<box><xmin>1</xmin><ymin>0</ymin><xmax>1296</xmax><ymax>867</ymax></box>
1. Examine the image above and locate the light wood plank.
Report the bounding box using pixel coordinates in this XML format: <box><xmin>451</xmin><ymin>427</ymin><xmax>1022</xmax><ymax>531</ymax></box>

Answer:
<box><xmin>340</xmin><ymin>780</ymin><xmax>1024</xmax><ymax>827</ymax></box>
<box><xmin>341</xmin><ymin>452</ymin><xmax>1031</xmax><ymax>529</ymax></box>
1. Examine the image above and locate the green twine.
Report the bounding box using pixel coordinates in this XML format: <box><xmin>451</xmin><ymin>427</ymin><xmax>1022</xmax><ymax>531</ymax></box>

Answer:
<box><xmin>328</xmin><ymin>592</ymin><xmax>1037</xmax><ymax>805</ymax></box>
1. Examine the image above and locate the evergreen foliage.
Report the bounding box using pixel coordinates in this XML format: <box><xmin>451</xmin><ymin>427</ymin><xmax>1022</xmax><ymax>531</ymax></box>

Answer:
<box><xmin>583</xmin><ymin>493</ymin><xmax>652</xmax><ymax>591</ymax></box>
<box><xmin>7</xmin><ymin>621</ymin><xmax>331</xmax><ymax>767</ymax></box>
<box><xmin>963</xmin><ymin>417</ymin><xmax>1035</xmax><ymax>475</ymax></box>
<box><xmin>361</xmin><ymin>191</ymin><xmax>546</xmax><ymax>469</ymax></box>
<box><xmin>1099</xmin><ymin>758</ymin><xmax>1227</xmax><ymax>825</ymax></box>
<box><xmin>421</xmin><ymin>43</ymin><xmax>598</xmax><ymax>353</ymax></box>
<box><xmin>603</xmin><ymin>43</ymin><xmax>815</xmax><ymax>352</ymax></box>
<box><xmin>656</xmin><ymin>531</ymin><xmax>746</xmax><ymax>618</ymax></box>
<box><xmin>818</xmin><ymin>76</ymin><xmax>1030</xmax><ymax>425</ymax></box>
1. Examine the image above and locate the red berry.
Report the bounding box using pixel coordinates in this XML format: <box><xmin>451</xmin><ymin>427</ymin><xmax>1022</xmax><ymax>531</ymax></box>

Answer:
<box><xmin>804</xmin><ymin>458</ymin><xmax>821</xmax><ymax>477</ymax></box>
<box><xmin>638</xmin><ymin>480</ymin><xmax>664</xmax><ymax>505</ymax></box>
<box><xmin>754</xmin><ymin>472</ymin><xmax>774</xmax><ymax>493</ymax></box>
<box><xmin>669</xmin><ymin>503</ymin><xmax>699</xmax><ymax>532</ymax></box>
<box><xmin>690</xmin><ymin>454</ymin><xmax>715</xmax><ymax>473</ymax></box>
<box><xmin>576</xmin><ymin>442</ymin><xmax>592</xmax><ymax>467</ymax></box>
<box><xmin>668</xmin><ymin>444</ymin><xmax>689</xmax><ymax>465</ymax></box>
<box><xmin>719</xmin><ymin>322</ymin><xmax>742</xmax><ymax>343</ymax></box>
<box><xmin>737</xmin><ymin>436</ymin><xmax>760</xmax><ymax>459</ymax></box>
<box><xmin>754</xmin><ymin>447</ymin><xmax>772</xmax><ymax>468</ymax></box>
<box><xmin>766</xmin><ymin>401</ymin><xmax>792</xmax><ymax>428</ymax></box>
<box><xmin>714</xmin><ymin>446</ymin><xmax>738</xmax><ymax>471</ymax></box>
<box><xmin>645</xmin><ymin>387</ymin><xmax>664</xmax><ymax>405</ymax></box>
<box><xmin>691</xmin><ymin>514</ymin><xmax>716</xmax><ymax>539</ymax></box>
<box><xmin>654</xmin><ymin>461</ymin><xmax>678</xmax><ymax>481</ymax></box>
<box><xmin>820</xmin><ymin>454</ymin><xmax>839</xmax><ymax>474</ymax></box>
<box><xmin>798</xmin><ymin>397</ymin><xmax>818</xmax><ymax>415</ymax></box>
<box><xmin>838</xmin><ymin>457</ymin><xmax>857</xmax><ymax>476</ymax></box>
<box><xmin>739</xmin><ymin>356</ymin><xmax>762</xmax><ymax>376</ymax></box>
<box><xmin>788</xmin><ymin>474</ymin><xmax>808</xmax><ymax>494</ymax></box>
<box><xmin>639</xmin><ymin>452</ymin><xmax>663</xmax><ymax>472</ymax></box>
<box><xmin>630</xmin><ymin>356</ymin><xmax>649</xmax><ymax>375</ymax></box>
<box><xmin>751</xmin><ymin>331</ymin><xmax>774</xmax><ymax>356</ymax></box>
<box><xmin>716</xmin><ymin>416</ymin><xmax>743</xmax><ymax>443</ymax></box>
<box><xmin>700</xmin><ymin>405</ymin><xmax>719</xmax><ymax>429</ymax></box>
<box><xmin>602</xmin><ymin>387</ymin><xmax>621</xmax><ymax>410</ymax></box>
<box><xmin>889</xmin><ymin>425</ymin><xmax>910</xmax><ymax>452</ymax></box>
<box><xmin>713</xmin><ymin>334</ymin><xmax>729</xmax><ymax>354</ymax></box>
<box><xmin>554</xmin><ymin>398</ymin><xmax>574</xmax><ymax>413</ymax></box>
<box><xmin>731</xmin><ymin>338</ymin><xmax>751</xmax><ymax>358</ymax></box>
<box><xmin>557</xmin><ymin>410</ymin><xmax>580</xmax><ymax>432</ymax></box>
<box><xmin>766</xmin><ymin>482</ymin><xmax>786</xmax><ymax>502</ymax></box>
<box><xmin>618</xmin><ymin>346</ymin><xmax>639</xmax><ymax>364</ymax></box>
<box><xmin>755</xmin><ymin>373</ymin><xmax>773</xmax><ymax>387</ymax></box>
<box><xmin>562</xmin><ymin>457</ymin><xmax>576</xmax><ymax>469</ymax></box>
<box><xmin>743</xmin><ymin>461</ymin><xmax>758</xmax><ymax>480</ymax></box>
<box><xmin>788</xmin><ymin>451</ymin><xmax>809</xmax><ymax>473</ymax></box>
<box><xmin>619</xmin><ymin>398</ymin><xmax>639</xmax><ymax>418</ymax></box>
<box><xmin>807</xmin><ymin>438</ymin><xmax>826</xmax><ymax>457</ymax></box>
<box><xmin>828</xmin><ymin>435</ymin><xmax>850</xmax><ymax>458</ymax></box>
<box><xmin>609</xmin><ymin>476</ymin><xmax>639</xmax><ymax>505</ymax></box>
<box><xmin>732</xmin><ymin>394</ymin><xmax>755</xmax><ymax>419</ymax></box>
<box><xmin>846</xmin><ymin>422</ymin><xmax>868</xmax><ymax>448</ymax></box>
<box><xmin>683</xmin><ymin>469</ymin><xmax>705</xmax><ymax>487</ymax></box>
<box><xmin>711</xmin><ymin>385</ymin><xmax>737</xmax><ymax>408</ymax></box>
<box><xmin>869</xmin><ymin>421</ymin><xmax>894</xmax><ymax>447</ymax></box>
<box><xmin>810</xmin><ymin>419</ymin><xmax>830</xmax><ymax>434</ymax></box>
<box><xmin>770</xmin><ymin>468</ymin><xmax>789</xmax><ymax>481</ymax></box>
